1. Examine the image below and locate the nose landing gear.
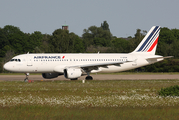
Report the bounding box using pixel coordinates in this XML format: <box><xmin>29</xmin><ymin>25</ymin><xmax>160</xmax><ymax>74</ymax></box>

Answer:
<box><xmin>24</xmin><ymin>73</ymin><xmax>29</xmax><ymax>82</ymax></box>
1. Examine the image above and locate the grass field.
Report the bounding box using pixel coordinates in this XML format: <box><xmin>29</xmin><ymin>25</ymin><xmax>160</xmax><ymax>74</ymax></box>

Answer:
<box><xmin>0</xmin><ymin>80</ymin><xmax>179</xmax><ymax>119</ymax></box>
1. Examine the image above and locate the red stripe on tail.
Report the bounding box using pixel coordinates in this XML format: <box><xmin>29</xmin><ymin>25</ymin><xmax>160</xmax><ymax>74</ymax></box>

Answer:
<box><xmin>147</xmin><ymin>37</ymin><xmax>159</xmax><ymax>52</ymax></box>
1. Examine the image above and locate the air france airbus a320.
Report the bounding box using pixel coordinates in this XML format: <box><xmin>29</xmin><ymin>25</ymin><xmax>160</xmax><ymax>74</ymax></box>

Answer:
<box><xmin>3</xmin><ymin>26</ymin><xmax>172</xmax><ymax>81</ymax></box>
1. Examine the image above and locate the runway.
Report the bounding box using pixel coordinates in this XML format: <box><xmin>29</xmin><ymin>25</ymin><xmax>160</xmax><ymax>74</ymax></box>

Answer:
<box><xmin>0</xmin><ymin>74</ymin><xmax>179</xmax><ymax>81</ymax></box>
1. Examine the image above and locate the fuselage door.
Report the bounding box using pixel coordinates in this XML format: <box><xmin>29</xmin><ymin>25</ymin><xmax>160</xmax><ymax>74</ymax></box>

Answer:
<box><xmin>27</xmin><ymin>56</ymin><xmax>33</xmax><ymax>66</ymax></box>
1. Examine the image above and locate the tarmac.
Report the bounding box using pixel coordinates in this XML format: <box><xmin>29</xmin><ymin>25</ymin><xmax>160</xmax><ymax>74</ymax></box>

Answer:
<box><xmin>0</xmin><ymin>74</ymin><xmax>179</xmax><ymax>81</ymax></box>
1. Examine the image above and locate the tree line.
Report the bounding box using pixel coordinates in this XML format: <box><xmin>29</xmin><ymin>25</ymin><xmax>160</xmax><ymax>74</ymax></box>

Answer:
<box><xmin>0</xmin><ymin>21</ymin><xmax>179</xmax><ymax>72</ymax></box>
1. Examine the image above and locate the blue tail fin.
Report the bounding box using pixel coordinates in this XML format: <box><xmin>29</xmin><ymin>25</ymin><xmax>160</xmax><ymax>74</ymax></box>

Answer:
<box><xmin>132</xmin><ymin>26</ymin><xmax>161</xmax><ymax>55</ymax></box>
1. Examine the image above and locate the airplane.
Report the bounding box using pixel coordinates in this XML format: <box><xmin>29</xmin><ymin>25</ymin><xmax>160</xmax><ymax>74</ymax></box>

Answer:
<box><xmin>3</xmin><ymin>26</ymin><xmax>172</xmax><ymax>81</ymax></box>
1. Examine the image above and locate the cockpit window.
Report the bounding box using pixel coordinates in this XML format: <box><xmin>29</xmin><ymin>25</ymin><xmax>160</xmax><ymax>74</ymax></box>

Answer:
<box><xmin>10</xmin><ymin>59</ymin><xmax>14</xmax><ymax>61</ymax></box>
<box><xmin>10</xmin><ymin>59</ymin><xmax>21</xmax><ymax>62</ymax></box>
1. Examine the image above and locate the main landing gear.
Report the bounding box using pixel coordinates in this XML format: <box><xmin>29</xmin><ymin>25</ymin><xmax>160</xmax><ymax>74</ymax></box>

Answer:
<box><xmin>85</xmin><ymin>76</ymin><xmax>93</xmax><ymax>80</ymax></box>
<box><xmin>24</xmin><ymin>73</ymin><xmax>29</xmax><ymax>82</ymax></box>
<box><xmin>85</xmin><ymin>71</ymin><xmax>93</xmax><ymax>80</ymax></box>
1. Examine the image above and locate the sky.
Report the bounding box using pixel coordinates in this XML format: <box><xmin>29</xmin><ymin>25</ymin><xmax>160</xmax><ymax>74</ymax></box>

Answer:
<box><xmin>0</xmin><ymin>0</ymin><xmax>179</xmax><ymax>37</ymax></box>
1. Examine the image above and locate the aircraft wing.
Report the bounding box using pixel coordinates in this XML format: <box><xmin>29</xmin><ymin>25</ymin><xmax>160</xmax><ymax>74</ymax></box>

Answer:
<box><xmin>54</xmin><ymin>60</ymin><xmax>133</xmax><ymax>73</ymax></box>
<box><xmin>66</xmin><ymin>60</ymin><xmax>133</xmax><ymax>73</ymax></box>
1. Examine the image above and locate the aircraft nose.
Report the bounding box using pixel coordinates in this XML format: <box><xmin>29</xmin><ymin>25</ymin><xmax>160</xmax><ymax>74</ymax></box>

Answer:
<box><xmin>3</xmin><ymin>63</ymin><xmax>12</xmax><ymax>71</ymax></box>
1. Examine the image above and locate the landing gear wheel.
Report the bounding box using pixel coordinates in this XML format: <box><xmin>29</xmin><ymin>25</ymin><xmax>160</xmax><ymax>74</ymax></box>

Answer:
<box><xmin>85</xmin><ymin>76</ymin><xmax>93</xmax><ymax>80</ymax></box>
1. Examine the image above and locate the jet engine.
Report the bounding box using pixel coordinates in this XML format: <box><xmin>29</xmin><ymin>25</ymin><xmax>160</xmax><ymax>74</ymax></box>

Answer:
<box><xmin>42</xmin><ymin>73</ymin><xmax>60</xmax><ymax>79</ymax></box>
<box><xmin>64</xmin><ymin>68</ymin><xmax>82</xmax><ymax>79</ymax></box>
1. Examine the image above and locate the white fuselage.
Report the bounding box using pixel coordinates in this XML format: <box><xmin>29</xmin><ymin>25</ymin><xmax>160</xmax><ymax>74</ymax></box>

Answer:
<box><xmin>3</xmin><ymin>53</ymin><xmax>163</xmax><ymax>73</ymax></box>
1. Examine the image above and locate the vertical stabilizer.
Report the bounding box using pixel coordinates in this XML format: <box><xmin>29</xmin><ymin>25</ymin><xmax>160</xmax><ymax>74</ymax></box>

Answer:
<box><xmin>132</xmin><ymin>26</ymin><xmax>161</xmax><ymax>55</ymax></box>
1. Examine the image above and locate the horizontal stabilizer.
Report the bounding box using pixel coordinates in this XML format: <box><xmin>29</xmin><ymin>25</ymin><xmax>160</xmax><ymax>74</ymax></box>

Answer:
<box><xmin>146</xmin><ymin>56</ymin><xmax>173</xmax><ymax>60</ymax></box>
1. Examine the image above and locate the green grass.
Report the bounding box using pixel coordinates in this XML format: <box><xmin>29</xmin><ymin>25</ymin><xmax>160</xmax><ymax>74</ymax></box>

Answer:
<box><xmin>1</xmin><ymin>106</ymin><xmax>179</xmax><ymax>120</ymax></box>
<box><xmin>0</xmin><ymin>80</ymin><xmax>179</xmax><ymax>119</ymax></box>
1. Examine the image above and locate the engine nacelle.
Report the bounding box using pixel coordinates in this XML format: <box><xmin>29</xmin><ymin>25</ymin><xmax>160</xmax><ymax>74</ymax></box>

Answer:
<box><xmin>42</xmin><ymin>73</ymin><xmax>59</xmax><ymax>79</ymax></box>
<box><xmin>64</xmin><ymin>68</ymin><xmax>82</xmax><ymax>79</ymax></box>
